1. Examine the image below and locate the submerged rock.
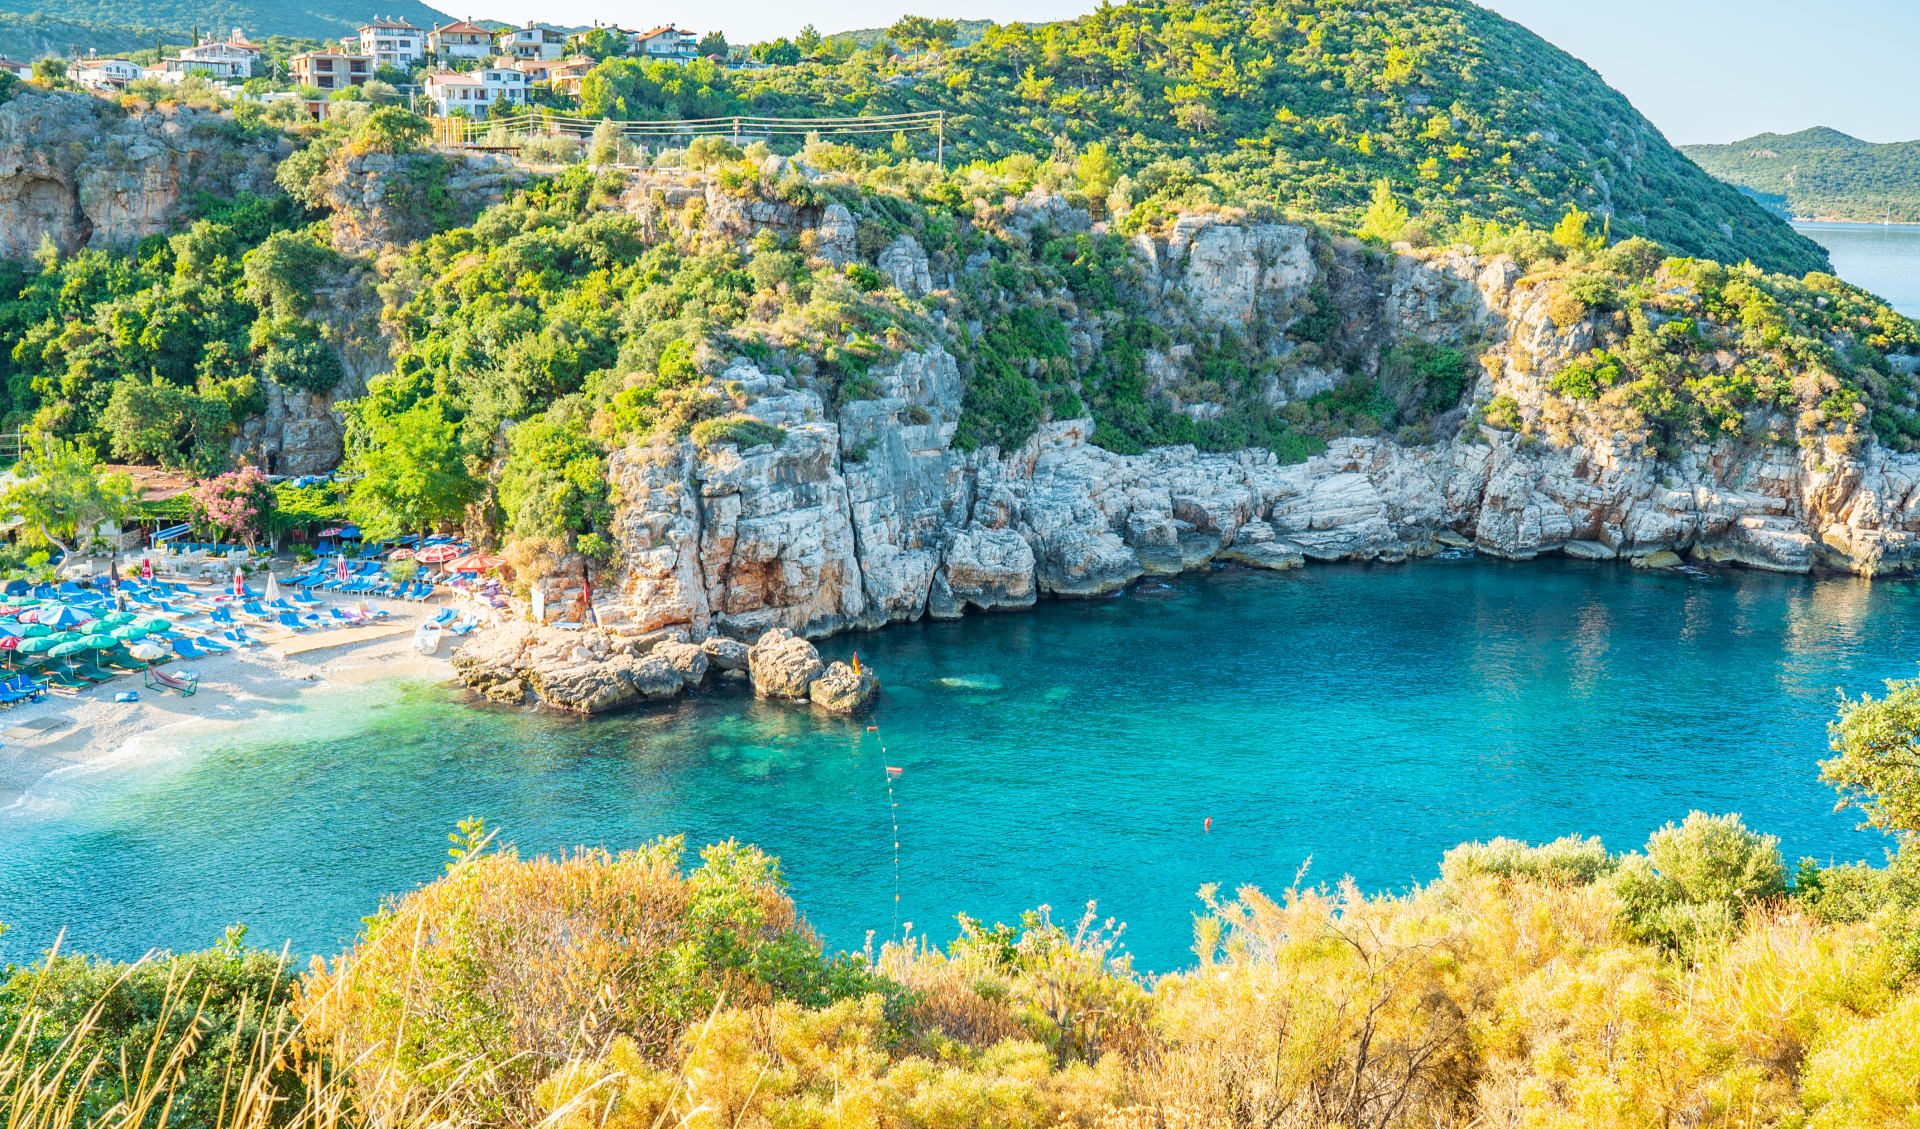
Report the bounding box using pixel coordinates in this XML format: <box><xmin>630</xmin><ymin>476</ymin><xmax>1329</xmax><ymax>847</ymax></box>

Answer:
<box><xmin>810</xmin><ymin>661</ymin><xmax>879</xmax><ymax>712</ymax></box>
<box><xmin>1632</xmin><ymin>550</ymin><xmax>1684</xmax><ymax>570</ymax></box>
<box><xmin>749</xmin><ymin>629</ymin><xmax>825</xmax><ymax>700</ymax></box>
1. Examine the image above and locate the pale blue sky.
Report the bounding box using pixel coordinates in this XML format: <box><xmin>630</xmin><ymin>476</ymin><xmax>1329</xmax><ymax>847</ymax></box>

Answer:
<box><xmin>486</xmin><ymin>0</ymin><xmax>1917</xmax><ymax>144</ymax></box>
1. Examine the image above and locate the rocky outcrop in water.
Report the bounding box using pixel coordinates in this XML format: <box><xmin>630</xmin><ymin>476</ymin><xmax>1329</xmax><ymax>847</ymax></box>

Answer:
<box><xmin>0</xmin><ymin>90</ymin><xmax>282</xmax><ymax>260</ymax></box>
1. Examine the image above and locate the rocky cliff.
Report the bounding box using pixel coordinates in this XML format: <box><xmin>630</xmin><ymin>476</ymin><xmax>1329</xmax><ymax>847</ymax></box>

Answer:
<box><xmin>577</xmin><ymin>213</ymin><xmax>1920</xmax><ymax>650</ymax></box>
<box><xmin>0</xmin><ymin>89</ymin><xmax>282</xmax><ymax>260</ymax></box>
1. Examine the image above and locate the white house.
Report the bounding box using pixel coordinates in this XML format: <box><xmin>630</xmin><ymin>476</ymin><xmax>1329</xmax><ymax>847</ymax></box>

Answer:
<box><xmin>67</xmin><ymin>57</ymin><xmax>140</xmax><ymax>89</ymax></box>
<box><xmin>495</xmin><ymin>22</ymin><xmax>568</xmax><ymax>61</ymax></box>
<box><xmin>0</xmin><ymin>57</ymin><xmax>33</xmax><ymax>79</ymax></box>
<box><xmin>423</xmin><ymin>63</ymin><xmax>528</xmax><ymax>114</ymax></box>
<box><xmin>631</xmin><ymin>26</ymin><xmax>699</xmax><ymax>61</ymax></box>
<box><xmin>357</xmin><ymin>18</ymin><xmax>426</xmax><ymax>69</ymax></box>
<box><xmin>169</xmin><ymin>33</ymin><xmax>258</xmax><ymax>80</ymax></box>
<box><xmin>429</xmin><ymin>20</ymin><xmax>495</xmax><ymax>60</ymax></box>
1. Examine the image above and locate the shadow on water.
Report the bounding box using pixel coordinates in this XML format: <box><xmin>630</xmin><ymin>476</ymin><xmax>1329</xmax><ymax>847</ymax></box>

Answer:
<box><xmin>2</xmin><ymin>557</ymin><xmax>1916</xmax><ymax>972</ymax></box>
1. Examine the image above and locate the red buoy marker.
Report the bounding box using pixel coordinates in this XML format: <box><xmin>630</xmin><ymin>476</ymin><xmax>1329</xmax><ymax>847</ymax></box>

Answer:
<box><xmin>1204</xmin><ymin>816</ymin><xmax>1212</xmax><ymax>833</ymax></box>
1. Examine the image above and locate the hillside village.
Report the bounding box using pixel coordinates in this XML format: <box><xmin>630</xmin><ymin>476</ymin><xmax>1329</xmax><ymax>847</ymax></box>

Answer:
<box><xmin>8</xmin><ymin>16</ymin><xmax>723</xmax><ymax>120</ymax></box>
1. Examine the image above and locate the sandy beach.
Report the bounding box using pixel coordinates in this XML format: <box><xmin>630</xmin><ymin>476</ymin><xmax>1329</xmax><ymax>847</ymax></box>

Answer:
<box><xmin>0</xmin><ymin>614</ymin><xmax>458</xmax><ymax>809</ymax></box>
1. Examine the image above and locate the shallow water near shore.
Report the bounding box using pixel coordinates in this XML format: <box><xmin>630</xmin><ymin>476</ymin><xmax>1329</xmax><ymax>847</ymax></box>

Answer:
<box><xmin>1</xmin><ymin>557</ymin><xmax>1913</xmax><ymax>972</ymax></box>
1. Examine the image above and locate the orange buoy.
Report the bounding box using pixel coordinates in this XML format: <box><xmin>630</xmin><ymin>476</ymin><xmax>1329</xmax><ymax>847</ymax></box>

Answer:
<box><xmin>1204</xmin><ymin>817</ymin><xmax>1212</xmax><ymax>833</ymax></box>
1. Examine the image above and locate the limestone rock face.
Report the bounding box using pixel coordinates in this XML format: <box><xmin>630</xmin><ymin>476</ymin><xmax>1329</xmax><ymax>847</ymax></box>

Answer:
<box><xmin>877</xmin><ymin>234</ymin><xmax>933</xmax><ymax>296</ymax></box>
<box><xmin>322</xmin><ymin>150</ymin><xmax>518</xmax><ymax>254</ymax></box>
<box><xmin>938</xmin><ymin>527</ymin><xmax>1037</xmax><ymax>613</ymax></box>
<box><xmin>0</xmin><ymin>91</ymin><xmax>281</xmax><ymax>259</ymax></box>
<box><xmin>748</xmin><ymin>629</ymin><xmax>826</xmax><ymax>700</ymax></box>
<box><xmin>809</xmin><ymin>661</ymin><xmax>879</xmax><ymax>712</ymax></box>
<box><xmin>564</xmin><ymin>211</ymin><xmax>1920</xmax><ymax>655</ymax></box>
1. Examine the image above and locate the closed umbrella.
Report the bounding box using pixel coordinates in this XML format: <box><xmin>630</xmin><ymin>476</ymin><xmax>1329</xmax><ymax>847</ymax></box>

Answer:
<box><xmin>265</xmin><ymin>573</ymin><xmax>281</xmax><ymax>602</ymax></box>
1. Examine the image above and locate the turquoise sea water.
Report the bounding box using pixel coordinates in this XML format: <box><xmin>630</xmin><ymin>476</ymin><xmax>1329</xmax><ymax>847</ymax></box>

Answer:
<box><xmin>1</xmin><ymin>558</ymin><xmax>1914</xmax><ymax>972</ymax></box>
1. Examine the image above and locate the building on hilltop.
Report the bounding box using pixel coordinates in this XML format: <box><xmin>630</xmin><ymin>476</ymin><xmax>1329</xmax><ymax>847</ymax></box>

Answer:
<box><xmin>513</xmin><ymin>53</ymin><xmax>593</xmax><ymax>90</ymax></box>
<box><xmin>0</xmin><ymin>57</ymin><xmax>33</xmax><ymax>79</ymax></box>
<box><xmin>423</xmin><ymin>62</ymin><xmax>529</xmax><ymax>115</ymax></box>
<box><xmin>429</xmin><ymin>20</ymin><xmax>495</xmax><ymax>60</ymax></box>
<box><xmin>357</xmin><ymin>18</ymin><xmax>425</xmax><ymax>69</ymax></box>
<box><xmin>631</xmin><ymin>26</ymin><xmax>699</xmax><ymax>62</ymax></box>
<box><xmin>66</xmin><ymin>56</ymin><xmax>139</xmax><ymax>89</ymax></box>
<box><xmin>495</xmin><ymin>22</ymin><xmax>568</xmax><ymax>61</ymax></box>
<box><xmin>169</xmin><ymin>31</ymin><xmax>259</xmax><ymax>80</ymax></box>
<box><xmin>289</xmin><ymin>50</ymin><xmax>372</xmax><ymax>92</ymax></box>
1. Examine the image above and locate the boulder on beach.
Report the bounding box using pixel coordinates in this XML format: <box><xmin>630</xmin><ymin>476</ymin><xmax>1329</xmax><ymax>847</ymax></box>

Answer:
<box><xmin>749</xmin><ymin>628</ymin><xmax>825</xmax><ymax>699</ymax></box>
<box><xmin>809</xmin><ymin>660</ymin><xmax>879</xmax><ymax>713</ymax></box>
<box><xmin>529</xmin><ymin>662</ymin><xmax>641</xmax><ymax>714</ymax></box>
<box><xmin>699</xmin><ymin>636</ymin><xmax>751</xmax><ymax>671</ymax></box>
<box><xmin>616</xmin><ymin>653</ymin><xmax>686</xmax><ymax>700</ymax></box>
<box><xmin>1632</xmin><ymin>549</ymin><xmax>1684</xmax><ymax>570</ymax></box>
<box><xmin>653</xmin><ymin>640</ymin><xmax>710</xmax><ymax>685</ymax></box>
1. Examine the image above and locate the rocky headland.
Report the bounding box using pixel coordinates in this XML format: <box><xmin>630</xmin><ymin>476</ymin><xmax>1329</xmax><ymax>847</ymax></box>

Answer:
<box><xmin>451</xmin><ymin>191</ymin><xmax>1920</xmax><ymax>713</ymax></box>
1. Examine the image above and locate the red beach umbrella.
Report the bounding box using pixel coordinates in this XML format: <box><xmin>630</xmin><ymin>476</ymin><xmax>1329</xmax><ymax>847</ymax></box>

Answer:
<box><xmin>414</xmin><ymin>544</ymin><xmax>463</xmax><ymax>564</ymax></box>
<box><xmin>389</xmin><ymin>548</ymin><xmax>416</xmax><ymax>561</ymax></box>
<box><xmin>0</xmin><ymin>636</ymin><xmax>18</xmax><ymax>650</ymax></box>
<box><xmin>449</xmin><ymin>554</ymin><xmax>505</xmax><ymax>573</ymax></box>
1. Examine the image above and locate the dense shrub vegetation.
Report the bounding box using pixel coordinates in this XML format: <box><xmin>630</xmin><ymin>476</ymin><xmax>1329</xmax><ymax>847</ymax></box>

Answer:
<box><xmin>586</xmin><ymin>0</ymin><xmax>1826</xmax><ymax>275</ymax></box>
<box><xmin>6</xmin><ymin>676</ymin><xmax>1920</xmax><ymax>1127</ymax></box>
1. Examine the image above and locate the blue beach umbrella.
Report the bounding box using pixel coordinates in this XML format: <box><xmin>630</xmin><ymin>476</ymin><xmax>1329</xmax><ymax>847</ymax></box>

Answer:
<box><xmin>37</xmin><ymin>605</ymin><xmax>92</xmax><ymax>630</ymax></box>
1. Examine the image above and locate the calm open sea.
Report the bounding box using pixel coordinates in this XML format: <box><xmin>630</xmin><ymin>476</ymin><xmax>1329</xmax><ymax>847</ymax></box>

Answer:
<box><xmin>0</xmin><ymin>559</ymin><xmax>1909</xmax><ymax>972</ymax></box>
<box><xmin>1794</xmin><ymin>221</ymin><xmax>1920</xmax><ymax>317</ymax></box>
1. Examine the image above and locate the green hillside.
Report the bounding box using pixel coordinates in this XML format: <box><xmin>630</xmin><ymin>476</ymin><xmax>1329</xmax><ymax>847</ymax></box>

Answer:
<box><xmin>0</xmin><ymin>0</ymin><xmax>451</xmax><ymax>40</ymax></box>
<box><xmin>588</xmin><ymin>0</ymin><xmax>1828</xmax><ymax>275</ymax></box>
<box><xmin>1682</xmin><ymin>127</ymin><xmax>1920</xmax><ymax>224</ymax></box>
<box><xmin>0</xmin><ymin>11</ymin><xmax>167</xmax><ymax>59</ymax></box>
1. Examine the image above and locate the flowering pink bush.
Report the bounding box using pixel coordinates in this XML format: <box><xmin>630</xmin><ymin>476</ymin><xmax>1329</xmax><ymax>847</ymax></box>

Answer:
<box><xmin>189</xmin><ymin>466</ymin><xmax>276</xmax><ymax>550</ymax></box>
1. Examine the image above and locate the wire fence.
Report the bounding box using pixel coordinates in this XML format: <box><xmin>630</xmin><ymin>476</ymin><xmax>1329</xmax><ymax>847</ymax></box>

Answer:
<box><xmin>431</xmin><ymin>109</ymin><xmax>946</xmax><ymax>163</ymax></box>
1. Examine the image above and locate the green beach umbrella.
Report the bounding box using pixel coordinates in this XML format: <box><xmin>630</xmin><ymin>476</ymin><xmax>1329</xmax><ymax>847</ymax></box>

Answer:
<box><xmin>137</xmin><ymin>617</ymin><xmax>172</xmax><ymax>632</ymax></box>
<box><xmin>79</xmin><ymin>634</ymin><xmax>113</xmax><ymax>650</ymax></box>
<box><xmin>46</xmin><ymin>640</ymin><xmax>87</xmax><ymax>657</ymax></box>
<box><xmin>19</xmin><ymin>636</ymin><xmax>59</xmax><ymax>653</ymax></box>
<box><xmin>49</xmin><ymin>631</ymin><xmax>80</xmax><ymax>644</ymax></box>
<box><xmin>109</xmin><ymin>624</ymin><xmax>149</xmax><ymax>641</ymax></box>
<box><xmin>20</xmin><ymin>624</ymin><xmax>50</xmax><ymax>638</ymax></box>
<box><xmin>99</xmin><ymin>612</ymin><xmax>136</xmax><ymax>627</ymax></box>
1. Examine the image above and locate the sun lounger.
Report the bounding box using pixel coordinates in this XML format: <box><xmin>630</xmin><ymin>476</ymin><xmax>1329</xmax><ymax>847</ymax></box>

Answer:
<box><xmin>428</xmin><ymin>607</ymin><xmax>455</xmax><ymax>626</ymax></box>
<box><xmin>221</xmin><ymin>629</ymin><xmax>258</xmax><ymax>648</ymax></box>
<box><xmin>144</xmin><ymin>667</ymin><xmax>198</xmax><ymax>696</ymax></box>
<box><xmin>43</xmin><ymin>668</ymin><xmax>92</xmax><ymax>691</ymax></box>
<box><xmin>192</xmin><ymin>635</ymin><xmax>232</xmax><ymax>653</ymax></box>
<box><xmin>210</xmin><ymin>606</ymin><xmax>237</xmax><ymax>625</ymax></box>
<box><xmin>274</xmin><ymin>613</ymin><xmax>309</xmax><ymax>631</ymax></box>
<box><xmin>170</xmin><ymin>637</ymin><xmax>209</xmax><ymax>660</ymax></box>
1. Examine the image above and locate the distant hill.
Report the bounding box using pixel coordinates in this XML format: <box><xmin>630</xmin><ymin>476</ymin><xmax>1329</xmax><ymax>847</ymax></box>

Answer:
<box><xmin>1683</xmin><ymin>128</ymin><xmax>1920</xmax><ymax>224</ymax></box>
<box><xmin>0</xmin><ymin>0</ymin><xmax>453</xmax><ymax>41</ymax></box>
<box><xmin>824</xmin><ymin>18</ymin><xmax>996</xmax><ymax>50</ymax></box>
